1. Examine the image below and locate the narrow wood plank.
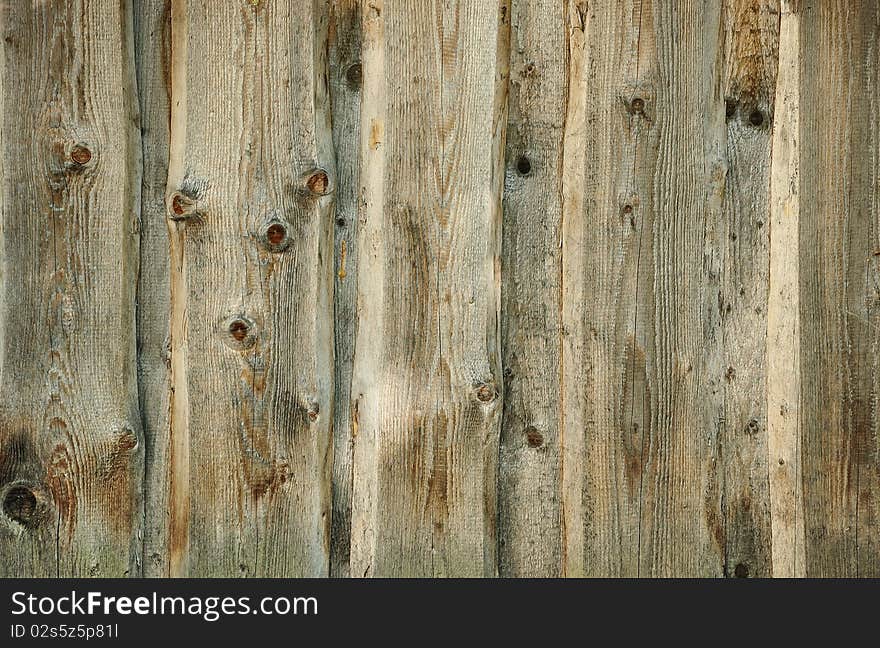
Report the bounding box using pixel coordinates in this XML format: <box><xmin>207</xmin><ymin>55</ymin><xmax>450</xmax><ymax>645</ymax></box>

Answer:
<box><xmin>767</xmin><ymin>0</ymin><xmax>805</xmax><ymax>578</ymax></box>
<box><xmin>134</xmin><ymin>0</ymin><xmax>174</xmax><ymax>578</ymax></box>
<box><xmin>349</xmin><ymin>0</ymin><xmax>507</xmax><ymax>576</ymax></box>
<box><xmin>799</xmin><ymin>0</ymin><xmax>880</xmax><ymax>577</ymax></box>
<box><xmin>166</xmin><ymin>0</ymin><xmax>335</xmax><ymax>577</ymax></box>
<box><xmin>328</xmin><ymin>0</ymin><xmax>363</xmax><ymax>579</ymax></box>
<box><xmin>713</xmin><ymin>0</ymin><xmax>778</xmax><ymax>579</ymax></box>
<box><xmin>561</xmin><ymin>0</ymin><xmax>660</xmax><ymax>577</ymax></box>
<box><xmin>498</xmin><ymin>0</ymin><xmax>564</xmax><ymax>577</ymax></box>
<box><xmin>0</xmin><ymin>0</ymin><xmax>143</xmax><ymax>576</ymax></box>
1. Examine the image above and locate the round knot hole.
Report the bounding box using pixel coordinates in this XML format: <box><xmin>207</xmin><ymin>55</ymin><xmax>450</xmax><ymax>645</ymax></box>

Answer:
<box><xmin>631</xmin><ymin>97</ymin><xmax>645</xmax><ymax>114</ymax></box>
<box><xmin>229</xmin><ymin>320</ymin><xmax>250</xmax><ymax>342</ymax></box>
<box><xmin>749</xmin><ymin>110</ymin><xmax>764</xmax><ymax>127</ymax></box>
<box><xmin>71</xmin><ymin>145</ymin><xmax>92</xmax><ymax>165</ymax></box>
<box><xmin>3</xmin><ymin>485</ymin><xmax>37</xmax><ymax>526</ymax></box>
<box><xmin>266</xmin><ymin>223</ymin><xmax>286</xmax><ymax>246</ymax></box>
<box><xmin>476</xmin><ymin>383</ymin><xmax>497</xmax><ymax>404</ymax></box>
<box><xmin>734</xmin><ymin>562</ymin><xmax>750</xmax><ymax>578</ymax></box>
<box><xmin>515</xmin><ymin>156</ymin><xmax>532</xmax><ymax>176</ymax></box>
<box><xmin>306</xmin><ymin>169</ymin><xmax>330</xmax><ymax>195</ymax></box>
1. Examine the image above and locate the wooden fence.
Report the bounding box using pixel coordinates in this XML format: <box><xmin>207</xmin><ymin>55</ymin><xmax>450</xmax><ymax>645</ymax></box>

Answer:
<box><xmin>0</xmin><ymin>0</ymin><xmax>878</xmax><ymax>578</ymax></box>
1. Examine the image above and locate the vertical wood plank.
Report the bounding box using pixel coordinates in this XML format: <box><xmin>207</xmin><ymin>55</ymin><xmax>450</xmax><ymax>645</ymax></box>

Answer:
<box><xmin>497</xmin><ymin>0</ymin><xmax>564</xmax><ymax>578</ymax></box>
<box><xmin>166</xmin><ymin>0</ymin><xmax>335</xmax><ymax>576</ymax></box>
<box><xmin>134</xmin><ymin>0</ymin><xmax>174</xmax><ymax>577</ymax></box>
<box><xmin>767</xmin><ymin>0</ymin><xmax>805</xmax><ymax>577</ymax></box>
<box><xmin>0</xmin><ymin>0</ymin><xmax>143</xmax><ymax>576</ymax></box>
<box><xmin>349</xmin><ymin>0</ymin><xmax>507</xmax><ymax>576</ymax></box>
<box><xmin>561</xmin><ymin>0</ymin><xmax>657</xmax><ymax>577</ymax></box>
<box><xmin>562</xmin><ymin>0</ymin><xmax>776</xmax><ymax>577</ymax></box>
<box><xmin>713</xmin><ymin>0</ymin><xmax>778</xmax><ymax>579</ymax></box>
<box><xmin>328</xmin><ymin>0</ymin><xmax>362</xmax><ymax>579</ymax></box>
<box><xmin>799</xmin><ymin>0</ymin><xmax>880</xmax><ymax>577</ymax></box>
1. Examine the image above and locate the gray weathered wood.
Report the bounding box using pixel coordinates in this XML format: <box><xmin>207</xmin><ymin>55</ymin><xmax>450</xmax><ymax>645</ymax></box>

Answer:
<box><xmin>798</xmin><ymin>0</ymin><xmax>880</xmax><ymax>577</ymax></box>
<box><xmin>498</xmin><ymin>0</ymin><xmax>564</xmax><ymax>577</ymax></box>
<box><xmin>328</xmin><ymin>0</ymin><xmax>362</xmax><ymax>579</ymax></box>
<box><xmin>134</xmin><ymin>0</ymin><xmax>174</xmax><ymax>578</ymax></box>
<box><xmin>164</xmin><ymin>0</ymin><xmax>335</xmax><ymax>576</ymax></box>
<box><xmin>0</xmin><ymin>0</ymin><xmax>143</xmax><ymax>577</ymax></box>
<box><xmin>349</xmin><ymin>0</ymin><xmax>508</xmax><ymax>577</ymax></box>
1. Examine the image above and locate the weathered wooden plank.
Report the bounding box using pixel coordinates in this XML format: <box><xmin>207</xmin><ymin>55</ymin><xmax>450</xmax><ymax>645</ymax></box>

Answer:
<box><xmin>713</xmin><ymin>0</ymin><xmax>778</xmax><ymax>579</ymax></box>
<box><xmin>767</xmin><ymin>0</ymin><xmax>805</xmax><ymax>577</ymax></box>
<box><xmin>561</xmin><ymin>0</ymin><xmax>656</xmax><ymax>578</ymax></box>
<box><xmin>134</xmin><ymin>0</ymin><xmax>174</xmax><ymax>578</ymax></box>
<box><xmin>498</xmin><ymin>0</ymin><xmax>564</xmax><ymax>577</ymax></box>
<box><xmin>349</xmin><ymin>0</ymin><xmax>507</xmax><ymax>576</ymax></box>
<box><xmin>328</xmin><ymin>0</ymin><xmax>362</xmax><ymax>579</ymax></box>
<box><xmin>562</xmin><ymin>0</ymin><xmax>777</xmax><ymax>577</ymax></box>
<box><xmin>799</xmin><ymin>0</ymin><xmax>880</xmax><ymax>577</ymax></box>
<box><xmin>165</xmin><ymin>0</ymin><xmax>335</xmax><ymax>577</ymax></box>
<box><xmin>0</xmin><ymin>0</ymin><xmax>143</xmax><ymax>576</ymax></box>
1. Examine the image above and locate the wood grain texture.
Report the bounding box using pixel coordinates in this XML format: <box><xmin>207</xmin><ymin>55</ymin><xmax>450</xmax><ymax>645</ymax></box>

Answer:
<box><xmin>767</xmin><ymin>0</ymin><xmax>805</xmax><ymax>577</ymax></box>
<box><xmin>0</xmin><ymin>0</ymin><xmax>143</xmax><ymax>577</ymax></box>
<box><xmin>1</xmin><ymin>0</ymin><xmax>878</xmax><ymax>579</ymax></box>
<box><xmin>134</xmin><ymin>0</ymin><xmax>174</xmax><ymax>578</ymax></box>
<box><xmin>497</xmin><ymin>0</ymin><xmax>564</xmax><ymax>578</ymax></box>
<box><xmin>349</xmin><ymin>0</ymin><xmax>507</xmax><ymax>577</ymax></box>
<box><xmin>165</xmin><ymin>0</ymin><xmax>335</xmax><ymax>577</ymax></box>
<box><xmin>799</xmin><ymin>0</ymin><xmax>880</xmax><ymax>577</ymax></box>
<box><xmin>562</xmin><ymin>0</ymin><xmax>777</xmax><ymax>577</ymax></box>
<box><xmin>328</xmin><ymin>0</ymin><xmax>362</xmax><ymax>579</ymax></box>
<box><xmin>713</xmin><ymin>0</ymin><xmax>778</xmax><ymax>579</ymax></box>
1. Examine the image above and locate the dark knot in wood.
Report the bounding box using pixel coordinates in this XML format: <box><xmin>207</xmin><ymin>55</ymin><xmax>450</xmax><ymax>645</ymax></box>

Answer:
<box><xmin>3</xmin><ymin>485</ymin><xmax>37</xmax><ymax>526</ymax></box>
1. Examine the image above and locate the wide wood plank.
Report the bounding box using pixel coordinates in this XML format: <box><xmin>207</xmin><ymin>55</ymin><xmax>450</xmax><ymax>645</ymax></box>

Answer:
<box><xmin>0</xmin><ymin>0</ymin><xmax>143</xmax><ymax>577</ymax></box>
<box><xmin>798</xmin><ymin>0</ymin><xmax>880</xmax><ymax>577</ymax></box>
<box><xmin>349</xmin><ymin>0</ymin><xmax>507</xmax><ymax>576</ymax></box>
<box><xmin>562</xmin><ymin>0</ymin><xmax>776</xmax><ymax>577</ymax></box>
<box><xmin>166</xmin><ymin>0</ymin><xmax>335</xmax><ymax>576</ymax></box>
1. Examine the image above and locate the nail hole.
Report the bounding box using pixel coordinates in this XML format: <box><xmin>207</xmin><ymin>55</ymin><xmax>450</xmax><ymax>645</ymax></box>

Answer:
<box><xmin>525</xmin><ymin>426</ymin><xmax>544</xmax><ymax>448</ymax></box>
<box><xmin>346</xmin><ymin>62</ymin><xmax>363</xmax><ymax>88</ymax></box>
<box><xmin>734</xmin><ymin>563</ymin><xmax>750</xmax><ymax>578</ymax></box>
<box><xmin>336</xmin><ymin>218</ymin><xmax>346</xmax><ymax>227</ymax></box>
<box><xmin>3</xmin><ymin>485</ymin><xmax>37</xmax><ymax>526</ymax></box>
<box><xmin>515</xmin><ymin>156</ymin><xmax>532</xmax><ymax>176</ymax></box>
<box><xmin>306</xmin><ymin>169</ymin><xmax>330</xmax><ymax>195</ymax></box>
<box><xmin>70</xmin><ymin>145</ymin><xmax>92</xmax><ymax>165</ymax></box>
<box><xmin>778</xmin><ymin>457</ymin><xmax>785</xmax><ymax>466</ymax></box>
<box><xmin>749</xmin><ymin>110</ymin><xmax>764</xmax><ymax>127</ymax></box>
<box><xmin>622</xmin><ymin>204</ymin><xmax>633</xmax><ymax>216</ymax></box>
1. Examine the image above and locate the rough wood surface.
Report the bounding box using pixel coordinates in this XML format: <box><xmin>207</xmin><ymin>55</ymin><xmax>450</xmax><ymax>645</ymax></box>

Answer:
<box><xmin>1</xmin><ymin>0</ymin><xmax>879</xmax><ymax>578</ymax></box>
<box><xmin>767</xmin><ymin>0</ymin><xmax>805</xmax><ymax>577</ymax></box>
<box><xmin>164</xmin><ymin>0</ymin><xmax>335</xmax><ymax>577</ymax></box>
<box><xmin>798</xmin><ymin>0</ymin><xmax>880</xmax><ymax>577</ymax></box>
<box><xmin>328</xmin><ymin>0</ymin><xmax>362</xmax><ymax>579</ymax></box>
<box><xmin>497</xmin><ymin>0</ymin><xmax>563</xmax><ymax>578</ymax></box>
<box><xmin>134</xmin><ymin>0</ymin><xmax>173</xmax><ymax>578</ymax></box>
<box><xmin>349</xmin><ymin>0</ymin><xmax>507</xmax><ymax>577</ymax></box>
<box><xmin>0</xmin><ymin>0</ymin><xmax>143</xmax><ymax>577</ymax></box>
